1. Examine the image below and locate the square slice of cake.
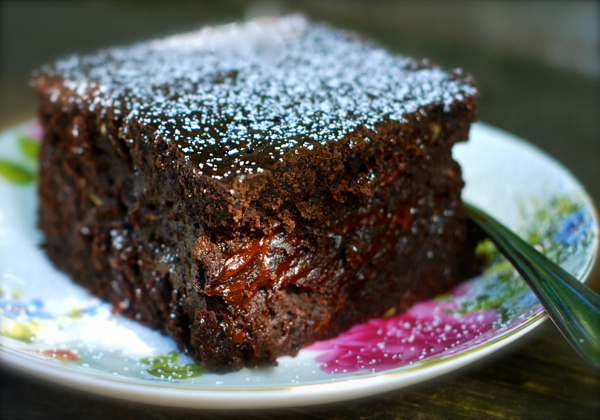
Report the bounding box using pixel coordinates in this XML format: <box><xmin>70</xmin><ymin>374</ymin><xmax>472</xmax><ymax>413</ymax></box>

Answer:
<box><xmin>33</xmin><ymin>15</ymin><xmax>481</xmax><ymax>373</ymax></box>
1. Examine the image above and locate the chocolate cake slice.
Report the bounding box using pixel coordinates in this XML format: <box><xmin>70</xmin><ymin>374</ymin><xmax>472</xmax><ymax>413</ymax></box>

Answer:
<box><xmin>32</xmin><ymin>15</ymin><xmax>481</xmax><ymax>373</ymax></box>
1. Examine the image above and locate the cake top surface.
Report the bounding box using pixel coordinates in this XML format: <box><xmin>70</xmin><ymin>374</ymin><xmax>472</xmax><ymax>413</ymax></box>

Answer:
<box><xmin>36</xmin><ymin>15</ymin><xmax>477</xmax><ymax>180</ymax></box>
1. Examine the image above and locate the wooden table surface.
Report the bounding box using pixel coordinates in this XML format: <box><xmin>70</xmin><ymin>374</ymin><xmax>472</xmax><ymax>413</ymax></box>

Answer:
<box><xmin>1</xmin><ymin>2</ymin><xmax>599</xmax><ymax>419</ymax></box>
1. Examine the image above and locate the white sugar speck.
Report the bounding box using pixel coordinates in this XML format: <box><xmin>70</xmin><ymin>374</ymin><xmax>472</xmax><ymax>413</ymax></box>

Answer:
<box><xmin>35</xmin><ymin>15</ymin><xmax>476</xmax><ymax>180</ymax></box>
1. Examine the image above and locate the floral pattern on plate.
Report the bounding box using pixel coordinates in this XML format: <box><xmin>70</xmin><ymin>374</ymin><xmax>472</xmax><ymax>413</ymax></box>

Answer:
<box><xmin>0</xmin><ymin>121</ymin><xmax>597</xmax><ymax>407</ymax></box>
<box><xmin>308</xmin><ymin>195</ymin><xmax>594</xmax><ymax>373</ymax></box>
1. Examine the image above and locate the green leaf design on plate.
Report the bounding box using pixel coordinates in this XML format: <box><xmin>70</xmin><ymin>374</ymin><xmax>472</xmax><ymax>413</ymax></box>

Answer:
<box><xmin>0</xmin><ymin>159</ymin><xmax>35</xmax><ymax>184</ymax></box>
<box><xmin>0</xmin><ymin>318</ymin><xmax>37</xmax><ymax>342</ymax></box>
<box><xmin>66</xmin><ymin>308</ymin><xmax>84</xmax><ymax>319</ymax></box>
<box><xmin>448</xmin><ymin>195</ymin><xmax>594</xmax><ymax>323</ymax></box>
<box><xmin>18</xmin><ymin>136</ymin><xmax>40</xmax><ymax>160</ymax></box>
<box><xmin>140</xmin><ymin>351</ymin><xmax>205</xmax><ymax>379</ymax></box>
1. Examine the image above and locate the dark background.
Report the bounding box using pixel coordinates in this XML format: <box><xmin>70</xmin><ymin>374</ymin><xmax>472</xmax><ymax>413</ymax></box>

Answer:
<box><xmin>1</xmin><ymin>1</ymin><xmax>599</xmax><ymax>419</ymax></box>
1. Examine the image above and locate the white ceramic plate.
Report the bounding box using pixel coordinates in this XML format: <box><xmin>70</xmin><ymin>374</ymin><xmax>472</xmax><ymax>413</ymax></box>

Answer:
<box><xmin>0</xmin><ymin>121</ymin><xmax>597</xmax><ymax>409</ymax></box>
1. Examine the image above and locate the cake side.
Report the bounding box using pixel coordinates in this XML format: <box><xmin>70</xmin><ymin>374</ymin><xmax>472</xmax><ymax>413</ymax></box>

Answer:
<box><xmin>35</xmin><ymin>86</ymin><xmax>480</xmax><ymax>372</ymax></box>
<box><xmin>33</xmin><ymin>16</ymin><xmax>482</xmax><ymax>373</ymax></box>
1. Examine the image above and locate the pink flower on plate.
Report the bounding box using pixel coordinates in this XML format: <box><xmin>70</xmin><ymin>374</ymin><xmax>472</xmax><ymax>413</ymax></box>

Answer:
<box><xmin>308</xmin><ymin>299</ymin><xmax>499</xmax><ymax>374</ymax></box>
<box><xmin>30</xmin><ymin>122</ymin><xmax>44</xmax><ymax>140</ymax></box>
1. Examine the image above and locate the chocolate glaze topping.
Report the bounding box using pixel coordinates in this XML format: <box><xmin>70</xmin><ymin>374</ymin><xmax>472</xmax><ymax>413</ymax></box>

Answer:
<box><xmin>34</xmin><ymin>15</ymin><xmax>476</xmax><ymax>180</ymax></box>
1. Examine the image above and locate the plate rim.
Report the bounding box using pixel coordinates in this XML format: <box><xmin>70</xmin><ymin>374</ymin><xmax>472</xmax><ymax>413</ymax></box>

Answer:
<box><xmin>0</xmin><ymin>120</ymin><xmax>598</xmax><ymax>409</ymax></box>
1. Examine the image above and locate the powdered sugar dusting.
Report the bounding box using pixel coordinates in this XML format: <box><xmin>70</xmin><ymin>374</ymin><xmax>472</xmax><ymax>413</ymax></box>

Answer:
<box><xmin>36</xmin><ymin>15</ymin><xmax>477</xmax><ymax>179</ymax></box>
